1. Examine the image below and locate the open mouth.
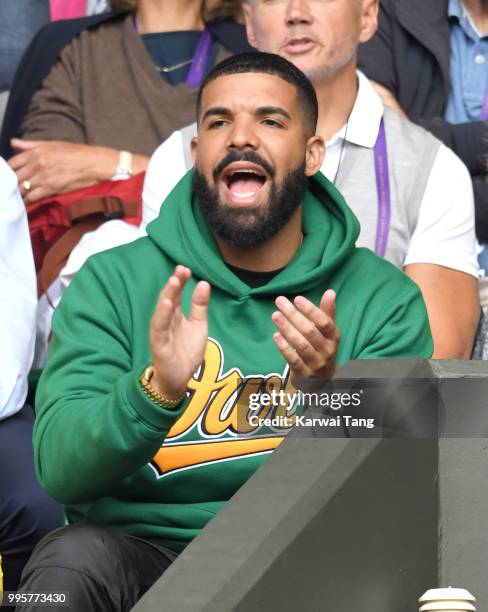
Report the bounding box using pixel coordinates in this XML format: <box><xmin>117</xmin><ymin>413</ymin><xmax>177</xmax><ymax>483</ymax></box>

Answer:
<box><xmin>282</xmin><ymin>37</ymin><xmax>317</xmax><ymax>55</ymax></box>
<box><xmin>220</xmin><ymin>163</ymin><xmax>268</xmax><ymax>207</ymax></box>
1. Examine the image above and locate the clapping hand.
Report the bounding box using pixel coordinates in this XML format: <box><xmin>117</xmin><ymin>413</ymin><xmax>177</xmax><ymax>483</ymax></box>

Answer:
<box><xmin>272</xmin><ymin>289</ymin><xmax>340</xmax><ymax>384</ymax></box>
<box><xmin>150</xmin><ymin>266</ymin><xmax>211</xmax><ymax>400</ymax></box>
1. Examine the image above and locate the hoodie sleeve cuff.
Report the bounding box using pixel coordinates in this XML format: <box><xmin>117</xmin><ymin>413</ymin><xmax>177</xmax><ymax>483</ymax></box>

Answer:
<box><xmin>125</xmin><ymin>371</ymin><xmax>187</xmax><ymax>434</ymax></box>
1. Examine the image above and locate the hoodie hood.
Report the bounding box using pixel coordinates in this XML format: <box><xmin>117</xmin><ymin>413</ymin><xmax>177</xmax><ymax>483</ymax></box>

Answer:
<box><xmin>147</xmin><ymin>169</ymin><xmax>360</xmax><ymax>297</ymax></box>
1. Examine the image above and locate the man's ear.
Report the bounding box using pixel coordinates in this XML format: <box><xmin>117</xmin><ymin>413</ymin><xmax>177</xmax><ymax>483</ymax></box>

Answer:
<box><xmin>358</xmin><ymin>0</ymin><xmax>379</xmax><ymax>44</ymax></box>
<box><xmin>190</xmin><ymin>136</ymin><xmax>198</xmax><ymax>164</ymax></box>
<box><xmin>242</xmin><ymin>3</ymin><xmax>258</xmax><ymax>49</ymax></box>
<box><xmin>305</xmin><ymin>135</ymin><xmax>325</xmax><ymax>176</ymax></box>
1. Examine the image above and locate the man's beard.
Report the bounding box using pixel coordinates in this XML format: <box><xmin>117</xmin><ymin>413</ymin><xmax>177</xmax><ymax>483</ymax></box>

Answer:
<box><xmin>193</xmin><ymin>155</ymin><xmax>309</xmax><ymax>249</ymax></box>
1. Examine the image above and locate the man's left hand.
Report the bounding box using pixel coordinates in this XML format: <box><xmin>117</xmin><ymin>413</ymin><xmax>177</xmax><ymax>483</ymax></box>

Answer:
<box><xmin>272</xmin><ymin>289</ymin><xmax>340</xmax><ymax>383</ymax></box>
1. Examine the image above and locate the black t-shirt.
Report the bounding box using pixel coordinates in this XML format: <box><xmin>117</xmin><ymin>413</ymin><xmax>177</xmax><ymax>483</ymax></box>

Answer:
<box><xmin>226</xmin><ymin>263</ymin><xmax>284</xmax><ymax>289</ymax></box>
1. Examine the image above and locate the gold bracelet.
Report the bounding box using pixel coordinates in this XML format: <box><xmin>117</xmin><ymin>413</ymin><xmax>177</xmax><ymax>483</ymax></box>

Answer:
<box><xmin>139</xmin><ymin>365</ymin><xmax>186</xmax><ymax>409</ymax></box>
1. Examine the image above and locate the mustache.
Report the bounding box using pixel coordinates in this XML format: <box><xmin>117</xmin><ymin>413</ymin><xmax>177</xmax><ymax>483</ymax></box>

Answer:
<box><xmin>213</xmin><ymin>150</ymin><xmax>275</xmax><ymax>182</ymax></box>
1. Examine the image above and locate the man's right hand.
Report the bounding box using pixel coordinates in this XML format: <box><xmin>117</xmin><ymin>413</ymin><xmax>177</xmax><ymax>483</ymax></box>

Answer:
<box><xmin>150</xmin><ymin>266</ymin><xmax>210</xmax><ymax>400</ymax></box>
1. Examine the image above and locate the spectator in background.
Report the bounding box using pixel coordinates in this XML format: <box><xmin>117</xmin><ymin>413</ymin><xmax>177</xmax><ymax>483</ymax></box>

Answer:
<box><xmin>357</xmin><ymin>0</ymin><xmax>488</xmax><ymax>251</ymax></box>
<box><xmin>0</xmin><ymin>0</ymin><xmax>250</xmax><ymax>203</ymax></box>
<box><xmin>0</xmin><ymin>158</ymin><xmax>61</xmax><ymax>592</ymax></box>
<box><xmin>0</xmin><ymin>0</ymin><xmax>108</xmax><ymax>130</ymax></box>
<box><xmin>0</xmin><ymin>1</ymin><xmax>50</xmax><ymax>129</ymax></box>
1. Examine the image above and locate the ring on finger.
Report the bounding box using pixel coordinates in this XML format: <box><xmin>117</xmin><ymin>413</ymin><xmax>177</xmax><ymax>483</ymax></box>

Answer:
<box><xmin>22</xmin><ymin>179</ymin><xmax>32</xmax><ymax>192</ymax></box>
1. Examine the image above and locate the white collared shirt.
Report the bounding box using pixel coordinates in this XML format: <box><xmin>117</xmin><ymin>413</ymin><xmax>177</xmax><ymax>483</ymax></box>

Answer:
<box><xmin>321</xmin><ymin>72</ymin><xmax>478</xmax><ymax>276</ymax></box>
<box><xmin>321</xmin><ymin>71</ymin><xmax>384</xmax><ymax>181</ymax></box>
<box><xmin>0</xmin><ymin>158</ymin><xmax>37</xmax><ymax>419</ymax></box>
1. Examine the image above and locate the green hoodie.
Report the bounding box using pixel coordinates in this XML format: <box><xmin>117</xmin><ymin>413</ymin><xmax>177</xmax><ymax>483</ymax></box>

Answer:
<box><xmin>35</xmin><ymin>170</ymin><xmax>432</xmax><ymax>551</ymax></box>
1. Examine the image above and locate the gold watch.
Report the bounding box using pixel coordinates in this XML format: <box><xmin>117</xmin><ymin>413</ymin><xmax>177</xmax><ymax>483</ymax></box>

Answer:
<box><xmin>139</xmin><ymin>365</ymin><xmax>186</xmax><ymax>409</ymax></box>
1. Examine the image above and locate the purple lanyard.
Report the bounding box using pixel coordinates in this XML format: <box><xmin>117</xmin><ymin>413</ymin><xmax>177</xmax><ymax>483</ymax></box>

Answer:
<box><xmin>373</xmin><ymin>119</ymin><xmax>391</xmax><ymax>258</ymax></box>
<box><xmin>186</xmin><ymin>27</ymin><xmax>213</xmax><ymax>87</ymax></box>
<box><xmin>481</xmin><ymin>91</ymin><xmax>488</xmax><ymax>120</ymax></box>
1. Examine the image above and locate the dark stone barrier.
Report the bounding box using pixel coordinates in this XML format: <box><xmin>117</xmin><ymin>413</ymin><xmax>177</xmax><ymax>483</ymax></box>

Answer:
<box><xmin>133</xmin><ymin>360</ymin><xmax>488</xmax><ymax>612</ymax></box>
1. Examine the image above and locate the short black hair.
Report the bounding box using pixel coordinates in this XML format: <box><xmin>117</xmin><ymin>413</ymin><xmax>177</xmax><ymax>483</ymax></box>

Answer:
<box><xmin>196</xmin><ymin>52</ymin><xmax>319</xmax><ymax>137</ymax></box>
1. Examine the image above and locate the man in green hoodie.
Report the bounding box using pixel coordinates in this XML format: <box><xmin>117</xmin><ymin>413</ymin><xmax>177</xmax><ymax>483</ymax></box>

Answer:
<box><xmin>20</xmin><ymin>53</ymin><xmax>432</xmax><ymax>611</ymax></box>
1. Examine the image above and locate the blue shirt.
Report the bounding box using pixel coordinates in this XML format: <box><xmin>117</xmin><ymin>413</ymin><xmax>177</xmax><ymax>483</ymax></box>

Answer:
<box><xmin>445</xmin><ymin>0</ymin><xmax>488</xmax><ymax>123</ymax></box>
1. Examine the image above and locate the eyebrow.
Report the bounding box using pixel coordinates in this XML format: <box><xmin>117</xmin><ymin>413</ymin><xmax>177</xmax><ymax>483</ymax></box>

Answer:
<box><xmin>201</xmin><ymin>106</ymin><xmax>232</xmax><ymax>122</ymax></box>
<box><xmin>201</xmin><ymin>105</ymin><xmax>293</xmax><ymax>123</ymax></box>
<box><xmin>255</xmin><ymin>106</ymin><xmax>292</xmax><ymax>121</ymax></box>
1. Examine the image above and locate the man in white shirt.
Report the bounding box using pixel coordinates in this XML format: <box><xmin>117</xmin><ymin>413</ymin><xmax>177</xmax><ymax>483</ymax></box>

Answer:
<box><xmin>0</xmin><ymin>158</ymin><xmax>60</xmax><ymax>591</ymax></box>
<box><xmin>56</xmin><ymin>0</ymin><xmax>479</xmax><ymax>359</ymax></box>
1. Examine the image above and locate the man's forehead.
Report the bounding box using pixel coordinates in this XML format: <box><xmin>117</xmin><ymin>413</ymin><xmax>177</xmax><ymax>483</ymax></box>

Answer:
<box><xmin>201</xmin><ymin>72</ymin><xmax>298</xmax><ymax>112</ymax></box>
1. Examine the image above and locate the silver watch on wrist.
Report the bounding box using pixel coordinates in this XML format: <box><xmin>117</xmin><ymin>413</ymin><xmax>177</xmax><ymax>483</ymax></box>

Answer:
<box><xmin>111</xmin><ymin>150</ymin><xmax>133</xmax><ymax>180</ymax></box>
